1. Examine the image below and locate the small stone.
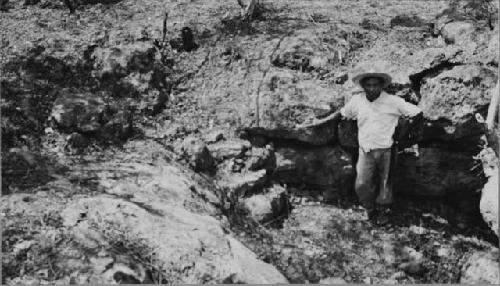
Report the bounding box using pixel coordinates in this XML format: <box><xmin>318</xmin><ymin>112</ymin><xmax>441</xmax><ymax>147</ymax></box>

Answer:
<box><xmin>319</xmin><ymin>277</ymin><xmax>346</xmax><ymax>284</ymax></box>
<box><xmin>90</xmin><ymin>257</ymin><xmax>115</xmax><ymax>274</ymax></box>
<box><xmin>437</xmin><ymin>246</ymin><xmax>450</xmax><ymax>257</ymax></box>
<box><xmin>242</xmin><ymin>185</ymin><xmax>289</xmax><ymax>223</ymax></box>
<box><xmin>390</xmin><ymin>271</ymin><xmax>406</xmax><ymax>280</ymax></box>
<box><xmin>219</xmin><ymin>170</ymin><xmax>268</xmax><ymax>197</ymax></box>
<box><xmin>363</xmin><ymin>277</ymin><xmax>372</xmax><ymax>284</ymax></box>
<box><xmin>13</xmin><ymin>240</ymin><xmax>35</xmax><ymax>255</ymax></box>
<box><xmin>181</xmin><ymin>136</ymin><xmax>215</xmax><ymax>173</ymax></box>
<box><xmin>205</xmin><ymin>130</ymin><xmax>224</xmax><ymax>143</ymax></box>
<box><xmin>409</xmin><ymin>225</ymin><xmax>426</xmax><ymax>235</ymax></box>
<box><xmin>66</xmin><ymin>132</ymin><xmax>89</xmax><ymax>149</ymax></box>
<box><xmin>399</xmin><ymin>262</ymin><xmax>424</xmax><ymax>275</ymax></box>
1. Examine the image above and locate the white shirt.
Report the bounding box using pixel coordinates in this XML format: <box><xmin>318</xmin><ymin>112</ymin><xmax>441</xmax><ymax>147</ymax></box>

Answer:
<box><xmin>340</xmin><ymin>92</ymin><xmax>422</xmax><ymax>151</ymax></box>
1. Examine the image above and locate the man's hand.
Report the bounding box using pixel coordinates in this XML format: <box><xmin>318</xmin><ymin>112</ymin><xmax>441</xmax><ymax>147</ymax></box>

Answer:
<box><xmin>296</xmin><ymin>111</ymin><xmax>342</xmax><ymax>130</ymax></box>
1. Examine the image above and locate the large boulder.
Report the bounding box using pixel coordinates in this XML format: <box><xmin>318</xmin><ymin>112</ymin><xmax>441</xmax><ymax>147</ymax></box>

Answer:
<box><xmin>478</xmin><ymin>147</ymin><xmax>498</xmax><ymax>236</ymax></box>
<box><xmin>61</xmin><ymin>196</ymin><xmax>287</xmax><ymax>284</ymax></box>
<box><xmin>416</xmin><ymin>65</ymin><xmax>497</xmax><ymax>144</ymax></box>
<box><xmin>273</xmin><ymin>146</ymin><xmax>354</xmax><ymax>191</ymax></box>
<box><xmin>393</xmin><ymin>147</ymin><xmax>484</xmax><ymax>197</ymax></box>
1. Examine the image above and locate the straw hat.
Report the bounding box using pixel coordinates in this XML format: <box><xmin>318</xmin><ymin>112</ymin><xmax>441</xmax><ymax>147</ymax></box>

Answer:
<box><xmin>352</xmin><ymin>61</ymin><xmax>393</xmax><ymax>88</ymax></box>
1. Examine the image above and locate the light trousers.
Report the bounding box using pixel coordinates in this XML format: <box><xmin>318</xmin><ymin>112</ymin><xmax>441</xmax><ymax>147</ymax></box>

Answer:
<box><xmin>355</xmin><ymin>147</ymin><xmax>394</xmax><ymax>210</ymax></box>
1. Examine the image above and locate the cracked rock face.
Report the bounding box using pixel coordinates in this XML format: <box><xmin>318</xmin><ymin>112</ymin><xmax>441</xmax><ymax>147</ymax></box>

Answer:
<box><xmin>273</xmin><ymin>146</ymin><xmax>354</xmax><ymax>190</ymax></box>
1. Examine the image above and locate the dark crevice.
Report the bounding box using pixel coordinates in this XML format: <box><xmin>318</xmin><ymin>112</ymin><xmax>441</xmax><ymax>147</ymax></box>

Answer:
<box><xmin>409</xmin><ymin>61</ymin><xmax>463</xmax><ymax>98</ymax></box>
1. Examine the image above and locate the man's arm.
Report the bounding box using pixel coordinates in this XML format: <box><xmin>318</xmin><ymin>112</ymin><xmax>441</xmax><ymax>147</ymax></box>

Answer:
<box><xmin>296</xmin><ymin>110</ymin><xmax>343</xmax><ymax>129</ymax></box>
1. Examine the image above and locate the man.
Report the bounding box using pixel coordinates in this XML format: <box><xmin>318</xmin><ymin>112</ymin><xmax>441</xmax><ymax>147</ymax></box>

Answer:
<box><xmin>298</xmin><ymin>67</ymin><xmax>423</xmax><ymax>224</ymax></box>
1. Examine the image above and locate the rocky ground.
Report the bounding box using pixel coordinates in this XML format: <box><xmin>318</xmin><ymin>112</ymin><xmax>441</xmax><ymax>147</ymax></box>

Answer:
<box><xmin>1</xmin><ymin>0</ymin><xmax>499</xmax><ymax>284</ymax></box>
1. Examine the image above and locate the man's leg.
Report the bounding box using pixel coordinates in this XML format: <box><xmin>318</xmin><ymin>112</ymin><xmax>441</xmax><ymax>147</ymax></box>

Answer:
<box><xmin>374</xmin><ymin>148</ymin><xmax>394</xmax><ymax>225</ymax></box>
<box><xmin>355</xmin><ymin>148</ymin><xmax>377</xmax><ymax>213</ymax></box>
<box><xmin>375</xmin><ymin>148</ymin><xmax>394</xmax><ymax>206</ymax></box>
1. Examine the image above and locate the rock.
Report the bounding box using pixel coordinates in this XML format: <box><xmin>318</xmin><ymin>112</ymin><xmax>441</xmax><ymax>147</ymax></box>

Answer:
<box><xmin>354</xmin><ymin>31</ymin><xmax>436</xmax><ymax>92</ymax></box>
<box><xmin>99</xmin><ymin>108</ymin><xmax>133</xmax><ymax>141</ymax></box>
<box><xmin>460</xmin><ymin>251</ymin><xmax>499</xmax><ymax>284</ymax></box>
<box><xmin>12</xmin><ymin>240</ymin><xmax>35</xmax><ymax>255</ymax></box>
<box><xmin>398</xmin><ymin>247</ymin><xmax>424</xmax><ymax>275</ymax></box>
<box><xmin>242</xmin><ymin>185</ymin><xmax>289</xmax><ymax>223</ymax></box>
<box><xmin>61</xmin><ymin>196</ymin><xmax>287</xmax><ymax>284</ymax></box>
<box><xmin>273</xmin><ymin>146</ymin><xmax>354</xmax><ymax>190</ymax></box>
<box><xmin>394</xmin><ymin>147</ymin><xmax>484</xmax><ymax>197</ymax></box>
<box><xmin>169</xmin><ymin>27</ymin><xmax>199</xmax><ymax>52</ymax></box>
<box><xmin>181</xmin><ymin>136</ymin><xmax>215</xmax><ymax>172</ymax></box>
<box><xmin>243</xmin><ymin>70</ymin><xmax>345</xmax><ymax>146</ymax></box>
<box><xmin>102</xmin><ymin>263</ymin><xmax>143</xmax><ymax>284</ymax></box>
<box><xmin>319</xmin><ymin>277</ymin><xmax>347</xmax><ymax>284</ymax></box>
<box><xmin>360</xmin><ymin>18</ymin><xmax>385</xmax><ymax>31</ymax></box>
<box><xmin>1</xmin><ymin>148</ymin><xmax>54</xmax><ymax>194</ymax></box>
<box><xmin>50</xmin><ymin>91</ymin><xmax>105</xmax><ymax>134</ymax></box>
<box><xmin>390</xmin><ymin>14</ymin><xmax>428</xmax><ymax>28</ymax></box>
<box><xmin>484</xmin><ymin>30</ymin><xmax>499</xmax><ymax>66</ymax></box>
<box><xmin>219</xmin><ymin>169</ymin><xmax>268</xmax><ymax>198</ymax></box>
<box><xmin>409</xmin><ymin>225</ymin><xmax>426</xmax><ymax>235</ymax></box>
<box><xmin>441</xmin><ymin>21</ymin><xmax>475</xmax><ymax>45</ymax></box>
<box><xmin>271</xmin><ymin>35</ymin><xmax>334</xmax><ymax>72</ymax></box>
<box><xmin>246</xmin><ymin>145</ymin><xmax>276</xmax><ymax>171</ymax></box>
<box><xmin>478</xmin><ymin>147</ymin><xmax>499</xmax><ymax>236</ymax></box>
<box><xmin>389</xmin><ymin>271</ymin><xmax>406</xmax><ymax>280</ymax></box>
<box><xmin>208</xmin><ymin>139</ymin><xmax>251</xmax><ymax>162</ymax></box>
<box><xmin>91</xmin><ymin>42</ymin><xmax>170</xmax><ymax>112</ymax></box>
<box><xmin>363</xmin><ymin>277</ymin><xmax>373</xmax><ymax>284</ymax></box>
<box><xmin>89</xmin><ymin>257</ymin><xmax>114</xmax><ymax>274</ymax></box>
<box><xmin>66</xmin><ymin>132</ymin><xmax>89</xmax><ymax>149</ymax></box>
<box><xmin>437</xmin><ymin>246</ymin><xmax>451</xmax><ymax>257</ymax></box>
<box><xmin>50</xmin><ymin>91</ymin><xmax>134</xmax><ymax>140</ymax></box>
<box><xmin>417</xmin><ymin>65</ymin><xmax>497</xmax><ymax>144</ymax></box>
<box><xmin>480</xmin><ymin>171</ymin><xmax>498</xmax><ymax>236</ymax></box>
<box><xmin>23</xmin><ymin>0</ymin><xmax>40</xmax><ymax>5</ymax></box>
<box><xmin>204</xmin><ymin>130</ymin><xmax>224</xmax><ymax>143</ymax></box>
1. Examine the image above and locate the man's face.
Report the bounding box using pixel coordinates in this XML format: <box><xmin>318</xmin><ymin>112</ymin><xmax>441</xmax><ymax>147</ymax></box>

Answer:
<box><xmin>361</xmin><ymin>77</ymin><xmax>383</xmax><ymax>101</ymax></box>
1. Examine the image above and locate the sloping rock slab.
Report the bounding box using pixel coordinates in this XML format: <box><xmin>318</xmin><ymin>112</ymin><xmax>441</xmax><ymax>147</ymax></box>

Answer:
<box><xmin>62</xmin><ymin>196</ymin><xmax>287</xmax><ymax>284</ymax></box>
